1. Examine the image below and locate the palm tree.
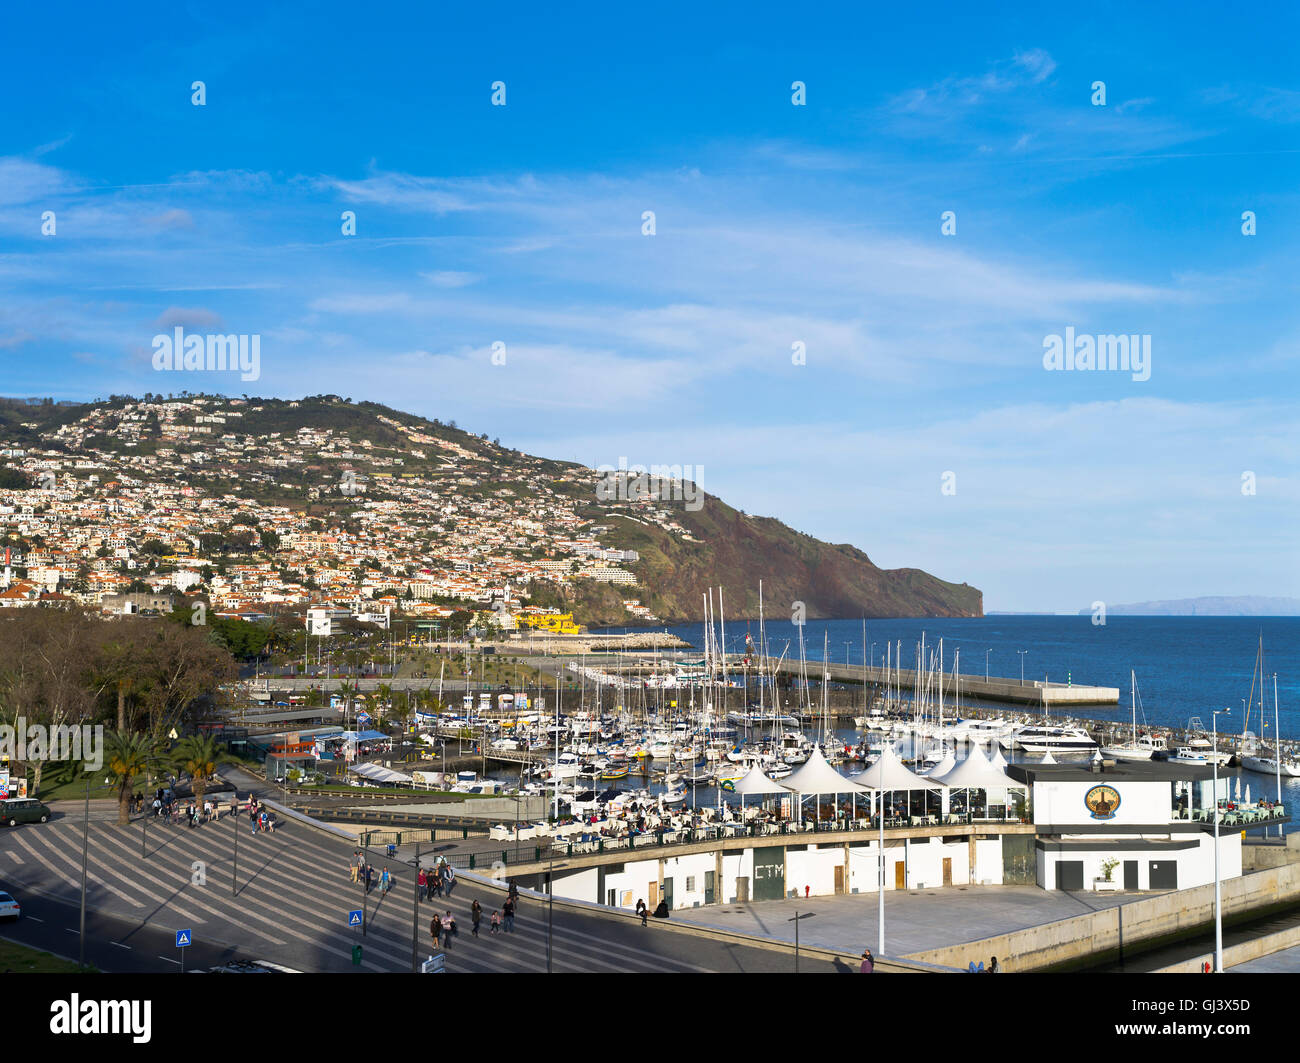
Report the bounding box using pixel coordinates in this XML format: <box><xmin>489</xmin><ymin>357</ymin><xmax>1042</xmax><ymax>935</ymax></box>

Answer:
<box><xmin>375</xmin><ymin>682</ymin><xmax>394</xmax><ymax>721</ymax></box>
<box><xmin>335</xmin><ymin>680</ymin><xmax>354</xmax><ymax>721</ymax></box>
<box><xmin>170</xmin><ymin>734</ymin><xmax>234</xmax><ymax>810</ymax></box>
<box><xmin>105</xmin><ymin>731</ymin><xmax>163</xmax><ymax>827</ymax></box>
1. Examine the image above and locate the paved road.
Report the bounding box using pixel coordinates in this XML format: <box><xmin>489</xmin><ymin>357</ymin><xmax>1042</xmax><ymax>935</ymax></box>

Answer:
<box><xmin>0</xmin><ymin>809</ymin><xmax>844</xmax><ymax>973</ymax></box>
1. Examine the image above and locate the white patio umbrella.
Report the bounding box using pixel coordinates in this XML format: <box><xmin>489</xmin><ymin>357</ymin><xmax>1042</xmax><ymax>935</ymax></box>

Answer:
<box><xmin>1244</xmin><ymin>782</ymin><xmax>1251</xmax><ymax>806</ymax></box>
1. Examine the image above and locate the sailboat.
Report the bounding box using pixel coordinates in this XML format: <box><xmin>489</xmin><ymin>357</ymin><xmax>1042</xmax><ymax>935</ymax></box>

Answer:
<box><xmin>1239</xmin><ymin>642</ymin><xmax>1300</xmax><ymax>778</ymax></box>
<box><xmin>1100</xmin><ymin>671</ymin><xmax>1166</xmax><ymax>761</ymax></box>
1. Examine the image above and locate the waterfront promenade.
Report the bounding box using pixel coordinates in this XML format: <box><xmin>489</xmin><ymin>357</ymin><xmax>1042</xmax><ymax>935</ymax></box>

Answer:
<box><xmin>672</xmin><ymin>886</ymin><xmax>1146</xmax><ymax>958</ymax></box>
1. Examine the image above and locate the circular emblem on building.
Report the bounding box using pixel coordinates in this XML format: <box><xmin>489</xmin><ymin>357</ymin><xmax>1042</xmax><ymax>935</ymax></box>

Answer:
<box><xmin>1084</xmin><ymin>784</ymin><xmax>1121</xmax><ymax>820</ymax></box>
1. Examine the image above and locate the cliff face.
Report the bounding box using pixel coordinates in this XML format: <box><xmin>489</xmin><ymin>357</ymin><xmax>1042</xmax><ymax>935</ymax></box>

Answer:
<box><xmin>592</xmin><ymin>499</ymin><xmax>982</xmax><ymax>625</ymax></box>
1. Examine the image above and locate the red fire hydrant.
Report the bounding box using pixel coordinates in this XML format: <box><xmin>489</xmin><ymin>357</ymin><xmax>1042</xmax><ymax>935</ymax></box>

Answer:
<box><xmin>805</xmin><ymin>885</ymin><xmax>810</xmax><ymax>898</ymax></box>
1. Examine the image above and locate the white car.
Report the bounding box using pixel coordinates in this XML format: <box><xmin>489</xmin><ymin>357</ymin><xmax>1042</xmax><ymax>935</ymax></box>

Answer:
<box><xmin>0</xmin><ymin>892</ymin><xmax>20</xmax><ymax>920</ymax></box>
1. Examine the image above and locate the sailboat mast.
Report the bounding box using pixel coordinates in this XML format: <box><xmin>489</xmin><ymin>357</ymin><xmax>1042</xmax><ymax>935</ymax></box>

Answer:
<box><xmin>718</xmin><ymin>586</ymin><xmax>727</xmax><ymax>719</ymax></box>
<box><xmin>1275</xmin><ymin>671</ymin><xmax>1282</xmax><ymax>811</ymax></box>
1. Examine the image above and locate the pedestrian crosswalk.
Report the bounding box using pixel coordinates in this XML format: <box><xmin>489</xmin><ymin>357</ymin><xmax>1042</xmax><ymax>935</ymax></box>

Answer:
<box><xmin>0</xmin><ymin>814</ymin><xmax>792</xmax><ymax>973</ymax></box>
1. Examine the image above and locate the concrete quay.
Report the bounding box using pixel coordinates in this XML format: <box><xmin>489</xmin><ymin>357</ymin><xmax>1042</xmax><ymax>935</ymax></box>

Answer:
<box><xmin>763</xmin><ymin>659</ymin><xmax>1119</xmax><ymax>706</ymax></box>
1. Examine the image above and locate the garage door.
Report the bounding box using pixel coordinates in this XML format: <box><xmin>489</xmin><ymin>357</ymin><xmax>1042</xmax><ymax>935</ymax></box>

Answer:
<box><xmin>1056</xmin><ymin>860</ymin><xmax>1084</xmax><ymax>890</ymax></box>
<box><xmin>1149</xmin><ymin>860</ymin><xmax>1178</xmax><ymax>890</ymax></box>
<box><xmin>753</xmin><ymin>846</ymin><xmax>786</xmax><ymax>901</ymax></box>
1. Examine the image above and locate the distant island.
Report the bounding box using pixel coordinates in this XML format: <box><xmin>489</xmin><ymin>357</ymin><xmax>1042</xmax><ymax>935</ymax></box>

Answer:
<box><xmin>1078</xmin><ymin>596</ymin><xmax>1300</xmax><ymax>617</ymax></box>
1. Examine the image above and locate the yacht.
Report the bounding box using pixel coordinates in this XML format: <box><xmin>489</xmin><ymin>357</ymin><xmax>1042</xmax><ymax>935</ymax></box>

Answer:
<box><xmin>1239</xmin><ymin>748</ymin><xmax>1300</xmax><ymax>778</ymax></box>
<box><xmin>1100</xmin><ymin>733</ymin><xmax>1166</xmax><ymax>761</ymax></box>
<box><xmin>1100</xmin><ymin>672</ymin><xmax>1166</xmax><ymax>762</ymax></box>
<box><xmin>1011</xmin><ymin>725</ymin><xmax>1097</xmax><ymax>754</ymax></box>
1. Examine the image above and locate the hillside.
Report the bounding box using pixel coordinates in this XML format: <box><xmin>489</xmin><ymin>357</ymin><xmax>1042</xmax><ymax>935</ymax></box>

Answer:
<box><xmin>0</xmin><ymin>394</ymin><xmax>981</xmax><ymax>625</ymax></box>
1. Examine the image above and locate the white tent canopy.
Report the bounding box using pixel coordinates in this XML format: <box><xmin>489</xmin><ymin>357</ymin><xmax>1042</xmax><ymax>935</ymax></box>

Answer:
<box><xmin>925</xmin><ymin>750</ymin><xmax>957</xmax><ymax>779</ymax></box>
<box><xmin>730</xmin><ymin>765</ymin><xmax>792</xmax><ymax>796</ymax></box>
<box><xmin>349</xmin><ymin>762</ymin><xmax>413</xmax><ymax>785</ymax></box>
<box><xmin>854</xmin><ymin>743</ymin><xmax>936</xmax><ymax>791</ymax></box>
<box><xmin>782</xmin><ymin>746</ymin><xmax>869</xmax><ymax>794</ymax></box>
<box><xmin>934</xmin><ymin>742</ymin><xmax>1017</xmax><ymax>789</ymax></box>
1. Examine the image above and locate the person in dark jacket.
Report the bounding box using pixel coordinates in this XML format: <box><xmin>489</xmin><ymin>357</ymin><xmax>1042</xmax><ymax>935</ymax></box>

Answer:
<box><xmin>653</xmin><ymin>900</ymin><xmax>669</xmax><ymax>919</ymax></box>
<box><xmin>860</xmin><ymin>948</ymin><xmax>874</xmax><ymax>973</ymax></box>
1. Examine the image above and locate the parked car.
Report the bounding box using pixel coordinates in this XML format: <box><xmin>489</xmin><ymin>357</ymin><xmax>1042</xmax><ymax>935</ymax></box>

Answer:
<box><xmin>0</xmin><ymin>798</ymin><xmax>50</xmax><ymax>827</ymax></box>
<box><xmin>0</xmin><ymin>891</ymin><xmax>20</xmax><ymax>920</ymax></box>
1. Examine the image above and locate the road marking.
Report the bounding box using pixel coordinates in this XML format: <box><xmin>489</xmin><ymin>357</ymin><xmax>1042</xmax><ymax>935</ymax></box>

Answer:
<box><xmin>111</xmin><ymin>942</ymin><xmax>131</xmax><ymax>949</ymax></box>
<box><xmin>157</xmin><ymin>956</ymin><xmax>181</xmax><ymax>965</ymax></box>
<box><xmin>10</xmin><ymin>853</ymin><xmax>22</xmax><ymax>864</ymax></box>
<box><xmin>26</xmin><ymin>916</ymin><xmax>43</xmax><ymax>923</ymax></box>
<box><xmin>15</xmin><ymin>832</ymin><xmax>147</xmax><ymax>911</ymax></box>
<box><xmin>65</xmin><ymin>928</ymin><xmax>79</xmax><ymax>934</ymax></box>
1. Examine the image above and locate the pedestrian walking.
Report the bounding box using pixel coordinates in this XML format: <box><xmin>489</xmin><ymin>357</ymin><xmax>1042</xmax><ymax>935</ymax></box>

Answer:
<box><xmin>443</xmin><ymin>863</ymin><xmax>455</xmax><ymax>896</ymax></box>
<box><xmin>417</xmin><ymin>867</ymin><xmax>427</xmax><ymax>900</ymax></box>
<box><xmin>860</xmin><ymin>948</ymin><xmax>874</xmax><ymax>974</ymax></box>
<box><xmin>350</xmin><ymin>854</ymin><xmax>359</xmax><ymax>883</ymax></box>
<box><xmin>431</xmin><ymin>914</ymin><xmax>442</xmax><ymax>945</ymax></box>
<box><xmin>637</xmin><ymin>899</ymin><xmax>647</xmax><ymax>927</ymax></box>
<box><xmin>380</xmin><ymin>867</ymin><xmax>391</xmax><ymax>894</ymax></box>
<box><xmin>490</xmin><ymin>910</ymin><xmax>500</xmax><ymax>935</ymax></box>
<box><xmin>365</xmin><ymin>865</ymin><xmax>374</xmax><ymax>894</ymax></box>
<box><xmin>443</xmin><ymin>911</ymin><xmax>455</xmax><ymax>948</ymax></box>
<box><xmin>471</xmin><ymin>900</ymin><xmax>482</xmax><ymax>937</ymax></box>
<box><xmin>503</xmin><ymin>898</ymin><xmax>515</xmax><ymax>933</ymax></box>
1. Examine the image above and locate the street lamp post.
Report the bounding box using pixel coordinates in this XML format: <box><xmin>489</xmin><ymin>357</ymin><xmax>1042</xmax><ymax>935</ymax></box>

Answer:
<box><xmin>78</xmin><ymin>773</ymin><xmax>90</xmax><ymax>969</ymax></box>
<box><xmin>231</xmin><ymin>792</ymin><xmax>239</xmax><ymax>896</ymax></box>
<box><xmin>985</xmin><ymin>650</ymin><xmax>991</xmax><ymax>683</ymax></box>
<box><xmin>788</xmin><ymin>910</ymin><xmax>815</xmax><ymax>973</ymax></box>
<box><xmin>878</xmin><ymin>786</ymin><xmax>885</xmax><ymax>957</ymax></box>
<box><xmin>1018</xmin><ymin>650</ymin><xmax>1028</xmax><ymax>686</ymax></box>
<box><xmin>1212</xmin><ymin>708</ymin><xmax>1228</xmax><ymax>972</ymax></box>
<box><xmin>410</xmin><ymin>843</ymin><xmax>420</xmax><ymax>972</ymax></box>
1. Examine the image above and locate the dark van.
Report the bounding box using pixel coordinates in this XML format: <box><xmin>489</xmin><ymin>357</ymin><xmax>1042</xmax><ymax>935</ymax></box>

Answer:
<box><xmin>1</xmin><ymin>798</ymin><xmax>51</xmax><ymax>827</ymax></box>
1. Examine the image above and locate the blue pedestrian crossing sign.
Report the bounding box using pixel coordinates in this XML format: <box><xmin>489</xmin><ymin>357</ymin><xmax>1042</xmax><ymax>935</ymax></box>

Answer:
<box><xmin>348</xmin><ymin>909</ymin><xmax>363</xmax><ymax>927</ymax></box>
<box><xmin>175</xmin><ymin>929</ymin><xmax>192</xmax><ymax>948</ymax></box>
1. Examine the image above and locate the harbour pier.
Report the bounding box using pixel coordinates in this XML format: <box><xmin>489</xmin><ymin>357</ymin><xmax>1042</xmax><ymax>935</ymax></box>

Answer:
<box><xmin>752</xmin><ymin>658</ymin><xmax>1119</xmax><ymax>707</ymax></box>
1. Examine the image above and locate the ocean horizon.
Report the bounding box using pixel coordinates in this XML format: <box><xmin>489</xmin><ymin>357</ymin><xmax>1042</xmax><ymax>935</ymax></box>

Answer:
<box><xmin>597</xmin><ymin>615</ymin><xmax>1300</xmax><ymax>738</ymax></box>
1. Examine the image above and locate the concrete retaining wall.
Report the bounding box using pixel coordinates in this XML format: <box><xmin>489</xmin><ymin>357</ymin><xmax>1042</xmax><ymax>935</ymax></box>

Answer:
<box><xmin>1155</xmin><ymin>922</ymin><xmax>1300</xmax><ymax>973</ymax></box>
<box><xmin>1242</xmin><ymin>842</ymin><xmax>1300</xmax><ymax>871</ymax></box>
<box><xmin>903</xmin><ymin>863</ymin><xmax>1300</xmax><ymax>971</ymax></box>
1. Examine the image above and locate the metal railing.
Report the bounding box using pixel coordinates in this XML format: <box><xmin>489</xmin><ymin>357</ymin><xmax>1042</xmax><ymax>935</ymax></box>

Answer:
<box><xmin>549</xmin><ymin>811</ymin><xmax>1028</xmax><ymax>858</ymax></box>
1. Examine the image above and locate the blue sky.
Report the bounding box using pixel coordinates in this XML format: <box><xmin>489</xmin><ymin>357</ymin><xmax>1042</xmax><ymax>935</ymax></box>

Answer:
<box><xmin>1</xmin><ymin>1</ymin><xmax>1297</xmax><ymax>611</ymax></box>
